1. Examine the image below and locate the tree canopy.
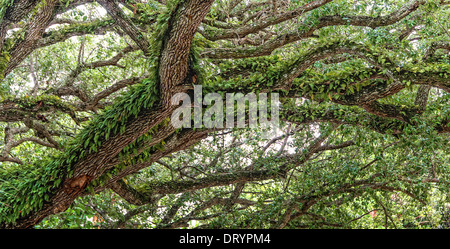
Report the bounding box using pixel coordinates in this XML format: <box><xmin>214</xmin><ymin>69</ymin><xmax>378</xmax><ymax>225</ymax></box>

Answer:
<box><xmin>0</xmin><ymin>0</ymin><xmax>449</xmax><ymax>229</ymax></box>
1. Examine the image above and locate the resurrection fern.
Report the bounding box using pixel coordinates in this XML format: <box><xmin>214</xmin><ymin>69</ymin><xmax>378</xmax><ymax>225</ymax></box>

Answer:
<box><xmin>0</xmin><ymin>38</ymin><xmax>13</xmax><ymax>81</ymax></box>
<box><xmin>0</xmin><ymin>0</ymin><xmax>263</xmax><ymax>225</ymax></box>
<box><xmin>0</xmin><ymin>0</ymin><xmax>195</xmax><ymax>225</ymax></box>
<box><xmin>0</xmin><ymin>76</ymin><xmax>160</xmax><ymax>224</ymax></box>
<box><xmin>0</xmin><ymin>0</ymin><xmax>14</xmax><ymax>21</ymax></box>
<box><xmin>0</xmin><ymin>30</ymin><xmax>26</xmax><ymax>81</ymax></box>
<box><xmin>203</xmin><ymin>39</ymin><xmax>450</xmax><ymax>102</ymax></box>
<box><xmin>0</xmin><ymin>4</ymin><xmax>176</xmax><ymax>224</ymax></box>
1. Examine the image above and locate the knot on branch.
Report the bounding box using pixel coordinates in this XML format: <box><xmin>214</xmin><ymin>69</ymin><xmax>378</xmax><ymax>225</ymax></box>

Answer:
<box><xmin>63</xmin><ymin>175</ymin><xmax>93</xmax><ymax>196</ymax></box>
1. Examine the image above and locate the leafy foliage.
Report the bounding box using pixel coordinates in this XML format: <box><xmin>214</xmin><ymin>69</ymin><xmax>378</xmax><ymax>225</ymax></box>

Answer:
<box><xmin>0</xmin><ymin>0</ymin><xmax>449</xmax><ymax>229</ymax></box>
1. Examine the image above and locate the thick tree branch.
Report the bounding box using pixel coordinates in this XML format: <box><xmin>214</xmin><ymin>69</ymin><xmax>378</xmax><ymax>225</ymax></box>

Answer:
<box><xmin>97</xmin><ymin>0</ymin><xmax>150</xmax><ymax>54</ymax></box>
<box><xmin>158</xmin><ymin>0</ymin><xmax>215</xmax><ymax>106</ymax></box>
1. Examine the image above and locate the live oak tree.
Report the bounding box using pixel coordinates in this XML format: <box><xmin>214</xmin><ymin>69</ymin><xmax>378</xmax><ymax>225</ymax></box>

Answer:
<box><xmin>0</xmin><ymin>0</ymin><xmax>449</xmax><ymax>229</ymax></box>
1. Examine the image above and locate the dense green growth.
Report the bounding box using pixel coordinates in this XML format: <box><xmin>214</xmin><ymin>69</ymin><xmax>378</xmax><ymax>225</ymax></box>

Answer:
<box><xmin>0</xmin><ymin>0</ymin><xmax>449</xmax><ymax>229</ymax></box>
<box><xmin>0</xmin><ymin>2</ymin><xmax>167</xmax><ymax>222</ymax></box>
